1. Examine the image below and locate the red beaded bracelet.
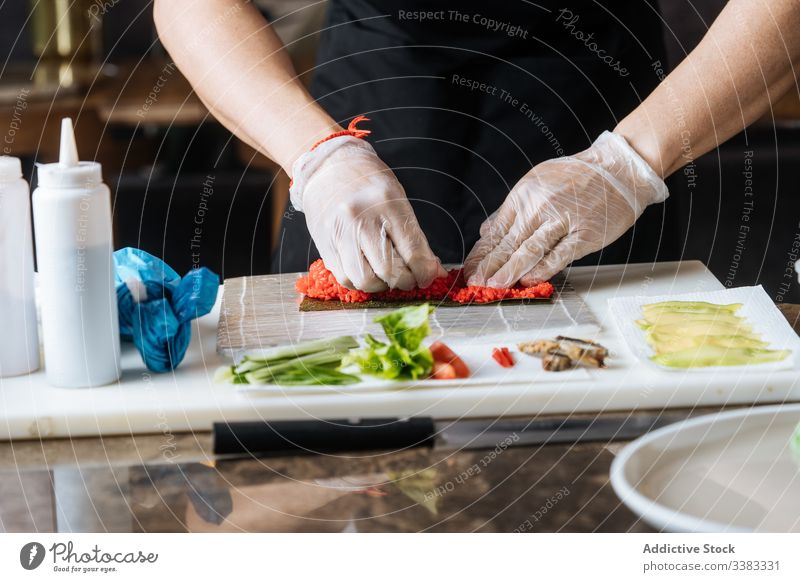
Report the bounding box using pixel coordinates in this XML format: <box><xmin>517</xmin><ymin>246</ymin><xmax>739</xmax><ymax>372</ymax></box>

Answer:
<box><xmin>309</xmin><ymin>115</ymin><xmax>371</xmax><ymax>151</ymax></box>
<box><xmin>289</xmin><ymin>115</ymin><xmax>371</xmax><ymax>187</ymax></box>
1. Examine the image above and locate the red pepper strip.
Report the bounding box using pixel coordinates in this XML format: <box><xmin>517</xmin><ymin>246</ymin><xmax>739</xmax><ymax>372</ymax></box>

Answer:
<box><xmin>491</xmin><ymin>348</ymin><xmax>501</xmax><ymax>365</ymax></box>
<box><xmin>493</xmin><ymin>347</ymin><xmax>514</xmax><ymax>368</ymax></box>
<box><xmin>491</xmin><ymin>348</ymin><xmax>505</xmax><ymax>367</ymax></box>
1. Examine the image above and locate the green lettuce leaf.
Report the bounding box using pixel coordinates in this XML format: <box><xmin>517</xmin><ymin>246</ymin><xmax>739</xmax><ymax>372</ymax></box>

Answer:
<box><xmin>342</xmin><ymin>304</ymin><xmax>435</xmax><ymax>380</ymax></box>
<box><xmin>375</xmin><ymin>304</ymin><xmax>434</xmax><ymax>351</ymax></box>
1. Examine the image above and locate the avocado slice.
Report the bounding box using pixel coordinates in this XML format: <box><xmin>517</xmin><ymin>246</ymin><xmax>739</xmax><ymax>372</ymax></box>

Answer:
<box><xmin>641</xmin><ymin>311</ymin><xmax>745</xmax><ymax>327</ymax></box>
<box><xmin>647</xmin><ymin>332</ymin><xmax>770</xmax><ymax>354</ymax></box>
<box><xmin>647</xmin><ymin>320</ymin><xmax>753</xmax><ymax>338</ymax></box>
<box><xmin>651</xmin><ymin>345</ymin><xmax>791</xmax><ymax>368</ymax></box>
<box><xmin>642</xmin><ymin>301</ymin><xmax>742</xmax><ymax>316</ymax></box>
<box><xmin>639</xmin><ymin>300</ymin><xmax>792</xmax><ymax>368</ymax></box>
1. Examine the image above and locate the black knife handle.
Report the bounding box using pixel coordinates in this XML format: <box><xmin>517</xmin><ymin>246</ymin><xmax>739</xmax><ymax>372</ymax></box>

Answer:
<box><xmin>213</xmin><ymin>417</ymin><xmax>436</xmax><ymax>456</ymax></box>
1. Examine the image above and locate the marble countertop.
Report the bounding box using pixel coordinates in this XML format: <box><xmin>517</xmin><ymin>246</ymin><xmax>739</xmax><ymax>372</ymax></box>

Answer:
<box><xmin>0</xmin><ymin>437</ymin><xmax>649</xmax><ymax>533</ymax></box>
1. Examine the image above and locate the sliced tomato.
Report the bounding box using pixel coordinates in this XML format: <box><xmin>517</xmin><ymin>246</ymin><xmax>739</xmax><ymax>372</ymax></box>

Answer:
<box><xmin>501</xmin><ymin>347</ymin><xmax>515</xmax><ymax>367</ymax></box>
<box><xmin>431</xmin><ymin>360</ymin><xmax>457</xmax><ymax>380</ymax></box>
<box><xmin>429</xmin><ymin>341</ymin><xmax>470</xmax><ymax>378</ymax></box>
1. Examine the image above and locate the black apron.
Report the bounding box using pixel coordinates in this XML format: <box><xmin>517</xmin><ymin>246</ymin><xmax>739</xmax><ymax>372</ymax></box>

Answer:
<box><xmin>273</xmin><ymin>0</ymin><xmax>670</xmax><ymax>274</ymax></box>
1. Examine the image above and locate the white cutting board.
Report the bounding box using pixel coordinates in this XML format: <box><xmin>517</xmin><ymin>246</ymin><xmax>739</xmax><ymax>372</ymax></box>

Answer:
<box><xmin>1</xmin><ymin>261</ymin><xmax>798</xmax><ymax>441</ymax></box>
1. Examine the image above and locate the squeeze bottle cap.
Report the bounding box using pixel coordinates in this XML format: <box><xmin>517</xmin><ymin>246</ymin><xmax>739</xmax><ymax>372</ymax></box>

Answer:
<box><xmin>0</xmin><ymin>155</ymin><xmax>22</xmax><ymax>180</ymax></box>
<box><xmin>59</xmin><ymin>118</ymin><xmax>79</xmax><ymax>168</ymax></box>
<box><xmin>36</xmin><ymin>117</ymin><xmax>102</xmax><ymax>189</ymax></box>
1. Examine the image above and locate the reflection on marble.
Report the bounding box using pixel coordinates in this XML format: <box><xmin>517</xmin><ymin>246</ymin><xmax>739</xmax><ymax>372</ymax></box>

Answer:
<box><xmin>0</xmin><ymin>443</ymin><xmax>650</xmax><ymax>533</ymax></box>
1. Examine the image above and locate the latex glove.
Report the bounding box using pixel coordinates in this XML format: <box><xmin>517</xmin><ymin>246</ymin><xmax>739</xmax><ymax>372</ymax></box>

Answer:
<box><xmin>464</xmin><ymin>131</ymin><xmax>668</xmax><ymax>288</ymax></box>
<box><xmin>290</xmin><ymin>136</ymin><xmax>445</xmax><ymax>292</ymax></box>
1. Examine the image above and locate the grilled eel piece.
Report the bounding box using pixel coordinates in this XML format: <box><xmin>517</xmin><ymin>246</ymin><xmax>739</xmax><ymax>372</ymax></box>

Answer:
<box><xmin>518</xmin><ymin>336</ymin><xmax>608</xmax><ymax>371</ymax></box>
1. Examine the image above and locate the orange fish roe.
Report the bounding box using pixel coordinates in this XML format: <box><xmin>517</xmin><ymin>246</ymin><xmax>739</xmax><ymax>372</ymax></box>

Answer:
<box><xmin>375</xmin><ymin>269</ymin><xmax>461</xmax><ymax>302</ymax></box>
<box><xmin>295</xmin><ymin>259</ymin><xmax>555</xmax><ymax>304</ymax></box>
<box><xmin>448</xmin><ymin>282</ymin><xmax>555</xmax><ymax>303</ymax></box>
<box><xmin>295</xmin><ymin>259</ymin><xmax>371</xmax><ymax>303</ymax></box>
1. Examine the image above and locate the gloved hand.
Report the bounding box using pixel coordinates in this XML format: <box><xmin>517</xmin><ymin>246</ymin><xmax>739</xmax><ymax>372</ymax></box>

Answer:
<box><xmin>290</xmin><ymin>136</ymin><xmax>445</xmax><ymax>292</ymax></box>
<box><xmin>464</xmin><ymin>131</ymin><xmax>669</xmax><ymax>288</ymax></box>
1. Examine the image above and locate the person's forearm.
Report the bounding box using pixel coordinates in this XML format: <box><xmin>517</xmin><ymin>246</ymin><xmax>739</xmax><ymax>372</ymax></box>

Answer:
<box><xmin>615</xmin><ymin>0</ymin><xmax>800</xmax><ymax>178</ymax></box>
<box><xmin>154</xmin><ymin>0</ymin><xmax>341</xmax><ymax>172</ymax></box>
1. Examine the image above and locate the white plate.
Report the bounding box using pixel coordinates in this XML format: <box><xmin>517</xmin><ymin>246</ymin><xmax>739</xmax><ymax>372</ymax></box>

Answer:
<box><xmin>608</xmin><ymin>286</ymin><xmax>800</xmax><ymax>372</ymax></box>
<box><xmin>610</xmin><ymin>404</ymin><xmax>800</xmax><ymax>532</ymax></box>
<box><xmin>233</xmin><ymin>337</ymin><xmax>594</xmax><ymax>395</ymax></box>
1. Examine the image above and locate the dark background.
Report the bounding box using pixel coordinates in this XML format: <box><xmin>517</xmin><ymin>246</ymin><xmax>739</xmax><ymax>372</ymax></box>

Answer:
<box><xmin>1</xmin><ymin>0</ymin><xmax>798</xmax><ymax>302</ymax></box>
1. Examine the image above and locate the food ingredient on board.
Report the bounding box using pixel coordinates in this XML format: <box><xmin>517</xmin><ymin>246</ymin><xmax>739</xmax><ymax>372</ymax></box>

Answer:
<box><xmin>541</xmin><ymin>352</ymin><xmax>574</xmax><ymax>372</ymax></box>
<box><xmin>491</xmin><ymin>347</ymin><xmax>515</xmax><ymax>368</ymax></box>
<box><xmin>296</xmin><ymin>259</ymin><xmax>555</xmax><ymax>305</ymax></box>
<box><xmin>431</xmin><ymin>361</ymin><xmax>457</xmax><ymax>380</ymax></box>
<box><xmin>253</xmin><ymin>365</ymin><xmax>361</xmax><ymax>386</ymax></box>
<box><xmin>217</xmin><ymin>305</ymin><xmax>471</xmax><ymax>385</ymax></box>
<box><xmin>214</xmin><ymin>336</ymin><xmax>360</xmax><ymax>385</ymax></box>
<box><xmin>518</xmin><ymin>336</ymin><xmax>608</xmax><ymax>371</ymax></box>
<box><xmin>430</xmin><ymin>341</ymin><xmax>470</xmax><ymax>378</ymax></box>
<box><xmin>638</xmin><ymin>300</ymin><xmax>791</xmax><ymax>368</ymax></box>
<box><xmin>342</xmin><ymin>304</ymin><xmax>435</xmax><ymax>380</ymax></box>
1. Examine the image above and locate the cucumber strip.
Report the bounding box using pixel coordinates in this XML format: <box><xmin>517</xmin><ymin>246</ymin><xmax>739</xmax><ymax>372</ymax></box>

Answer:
<box><xmin>234</xmin><ymin>336</ymin><xmax>358</xmax><ymax>375</ymax></box>
<box><xmin>270</xmin><ymin>366</ymin><xmax>361</xmax><ymax>386</ymax></box>
<box><xmin>239</xmin><ymin>336</ymin><xmax>358</xmax><ymax>365</ymax></box>
<box><xmin>219</xmin><ymin>335</ymin><xmax>363</xmax><ymax>386</ymax></box>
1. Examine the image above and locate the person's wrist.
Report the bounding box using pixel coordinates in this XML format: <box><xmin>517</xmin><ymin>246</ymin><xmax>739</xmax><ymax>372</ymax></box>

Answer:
<box><xmin>613</xmin><ymin>117</ymin><xmax>678</xmax><ymax>180</ymax></box>
<box><xmin>273</xmin><ymin>111</ymin><xmax>344</xmax><ymax>173</ymax></box>
<box><xmin>266</xmin><ymin>103</ymin><xmax>342</xmax><ymax>176</ymax></box>
<box><xmin>289</xmin><ymin>136</ymin><xmax>375</xmax><ymax>212</ymax></box>
<box><xmin>587</xmin><ymin>131</ymin><xmax>669</xmax><ymax>214</ymax></box>
<box><xmin>615</xmin><ymin>131</ymin><xmax>670</xmax><ymax>208</ymax></box>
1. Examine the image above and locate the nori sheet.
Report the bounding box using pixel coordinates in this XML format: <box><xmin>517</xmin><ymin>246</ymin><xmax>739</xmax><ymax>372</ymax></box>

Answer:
<box><xmin>299</xmin><ymin>296</ymin><xmax>552</xmax><ymax>312</ymax></box>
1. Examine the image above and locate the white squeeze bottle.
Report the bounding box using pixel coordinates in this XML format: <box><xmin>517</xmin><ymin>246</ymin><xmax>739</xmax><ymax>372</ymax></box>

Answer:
<box><xmin>32</xmin><ymin>118</ymin><xmax>121</xmax><ymax>387</ymax></box>
<box><xmin>0</xmin><ymin>156</ymin><xmax>40</xmax><ymax>377</ymax></box>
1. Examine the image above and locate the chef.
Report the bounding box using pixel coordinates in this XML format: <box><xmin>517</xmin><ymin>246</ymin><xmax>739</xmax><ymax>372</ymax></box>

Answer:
<box><xmin>155</xmin><ymin>0</ymin><xmax>800</xmax><ymax>291</ymax></box>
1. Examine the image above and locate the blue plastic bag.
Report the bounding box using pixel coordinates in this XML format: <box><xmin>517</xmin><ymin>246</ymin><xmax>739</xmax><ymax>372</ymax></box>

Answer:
<box><xmin>114</xmin><ymin>248</ymin><xmax>220</xmax><ymax>373</ymax></box>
